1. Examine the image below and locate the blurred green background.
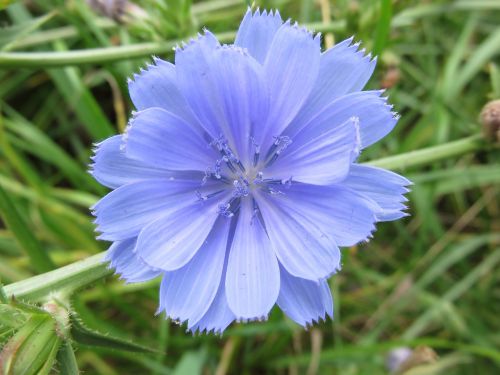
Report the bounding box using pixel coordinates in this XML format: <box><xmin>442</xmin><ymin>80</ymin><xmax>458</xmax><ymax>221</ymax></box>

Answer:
<box><xmin>0</xmin><ymin>0</ymin><xmax>499</xmax><ymax>374</ymax></box>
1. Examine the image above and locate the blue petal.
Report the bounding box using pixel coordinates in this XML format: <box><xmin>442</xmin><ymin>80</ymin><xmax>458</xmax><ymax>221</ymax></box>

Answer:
<box><xmin>254</xmin><ymin>191</ymin><xmax>341</xmax><ymax>281</ymax></box>
<box><xmin>281</xmin><ymin>183</ymin><xmax>378</xmax><ymax>247</ymax></box>
<box><xmin>177</xmin><ymin>43</ymin><xmax>268</xmax><ymax>164</ymax></box>
<box><xmin>265</xmin><ymin>117</ymin><xmax>360</xmax><ymax>185</ymax></box>
<box><xmin>158</xmin><ymin>218</ymin><xmax>231</xmax><ymax>324</ymax></box>
<box><xmin>235</xmin><ymin>8</ymin><xmax>283</xmax><ymax>63</ymax></box>
<box><xmin>128</xmin><ymin>57</ymin><xmax>200</xmax><ymax>125</ymax></box>
<box><xmin>277</xmin><ymin>265</ymin><xmax>333</xmax><ymax>327</ymax></box>
<box><xmin>105</xmin><ymin>238</ymin><xmax>162</xmax><ymax>283</ymax></box>
<box><xmin>175</xmin><ymin>32</ymin><xmax>232</xmax><ymax>140</ymax></box>
<box><xmin>257</xmin><ymin>21</ymin><xmax>321</xmax><ymax>154</ymax></box>
<box><xmin>343</xmin><ymin>164</ymin><xmax>411</xmax><ymax>221</ymax></box>
<box><xmin>92</xmin><ymin>178</ymin><xmax>208</xmax><ymax>241</ymax></box>
<box><xmin>287</xmin><ymin>38</ymin><xmax>376</xmax><ymax>135</ymax></box>
<box><xmin>90</xmin><ymin>135</ymin><xmax>172</xmax><ymax>189</ymax></box>
<box><xmin>225</xmin><ymin>199</ymin><xmax>280</xmax><ymax>320</ymax></box>
<box><xmin>125</xmin><ymin>107</ymin><xmax>217</xmax><ymax>171</ymax></box>
<box><xmin>285</xmin><ymin>90</ymin><xmax>398</xmax><ymax>149</ymax></box>
<box><xmin>188</xmin><ymin>268</ymin><xmax>235</xmax><ymax>334</ymax></box>
<box><xmin>136</xmin><ymin>198</ymin><xmax>224</xmax><ymax>271</ymax></box>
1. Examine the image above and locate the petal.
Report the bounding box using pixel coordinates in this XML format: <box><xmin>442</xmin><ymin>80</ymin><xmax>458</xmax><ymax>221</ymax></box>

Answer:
<box><xmin>136</xmin><ymin>198</ymin><xmax>223</xmax><ymax>271</ymax></box>
<box><xmin>281</xmin><ymin>183</ymin><xmax>378</xmax><ymax>247</ymax></box>
<box><xmin>188</xmin><ymin>270</ymin><xmax>235</xmax><ymax>334</ymax></box>
<box><xmin>90</xmin><ymin>135</ymin><xmax>172</xmax><ymax>189</ymax></box>
<box><xmin>225</xmin><ymin>199</ymin><xmax>280</xmax><ymax>320</ymax></box>
<box><xmin>125</xmin><ymin>107</ymin><xmax>217</xmax><ymax>171</ymax></box>
<box><xmin>287</xmin><ymin>39</ymin><xmax>376</xmax><ymax>135</ymax></box>
<box><xmin>265</xmin><ymin>117</ymin><xmax>360</xmax><ymax>185</ymax></box>
<box><xmin>343</xmin><ymin>164</ymin><xmax>411</xmax><ymax>221</ymax></box>
<box><xmin>285</xmin><ymin>90</ymin><xmax>398</xmax><ymax>149</ymax></box>
<box><xmin>105</xmin><ymin>238</ymin><xmax>161</xmax><ymax>283</ymax></box>
<box><xmin>277</xmin><ymin>265</ymin><xmax>333</xmax><ymax>327</ymax></box>
<box><xmin>254</xmin><ymin>191</ymin><xmax>341</xmax><ymax>281</ymax></box>
<box><xmin>175</xmin><ymin>32</ymin><xmax>229</xmax><ymax>140</ymax></box>
<box><xmin>177</xmin><ymin>43</ymin><xmax>268</xmax><ymax>164</ymax></box>
<box><xmin>235</xmin><ymin>8</ymin><xmax>283</xmax><ymax>63</ymax></box>
<box><xmin>92</xmin><ymin>178</ymin><xmax>209</xmax><ymax>241</ymax></box>
<box><xmin>158</xmin><ymin>218</ymin><xmax>231</xmax><ymax>324</ymax></box>
<box><xmin>128</xmin><ymin>57</ymin><xmax>200</xmax><ymax>125</ymax></box>
<box><xmin>257</xmin><ymin>21</ymin><xmax>321</xmax><ymax>152</ymax></box>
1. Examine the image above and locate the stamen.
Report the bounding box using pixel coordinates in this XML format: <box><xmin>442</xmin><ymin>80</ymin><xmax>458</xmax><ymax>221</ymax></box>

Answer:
<box><xmin>214</xmin><ymin>159</ymin><xmax>223</xmax><ymax>179</ymax></box>
<box><xmin>196</xmin><ymin>190</ymin><xmax>208</xmax><ymax>201</ymax></box>
<box><xmin>217</xmin><ymin>202</ymin><xmax>234</xmax><ymax>218</ymax></box>
<box><xmin>267</xmin><ymin>187</ymin><xmax>284</xmax><ymax>195</ymax></box>
<box><xmin>233</xmin><ymin>178</ymin><xmax>249</xmax><ymax>197</ymax></box>
<box><xmin>274</xmin><ymin>135</ymin><xmax>292</xmax><ymax>155</ymax></box>
<box><xmin>253</xmin><ymin>171</ymin><xmax>264</xmax><ymax>185</ymax></box>
<box><xmin>217</xmin><ymin>196</ymin><xmax>241</xmax><ymax>218</ymax></box>
<box><xmin>265</xmin><ymin>136</ymin><xmax>292</xmax><ymax>167</ymax></box>
<box><xmin>281</xmin><ymin>176</ymin><xmax>293</xmax><ymax>188</ymax></box>
<box><xmin>196</xmin><ymin>190</ymin><xmax>224</xmax><ymax>202</ymax></box>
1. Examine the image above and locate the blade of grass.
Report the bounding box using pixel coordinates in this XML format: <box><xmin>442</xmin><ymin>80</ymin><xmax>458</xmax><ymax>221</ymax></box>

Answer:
<box><xmin>0</xmin><ymin>184</ymin><xmax>54</xmax><ymax>273</ymax></box>
<box><xmin>372</xmin><ymin>0</ymin><xmax>392</xmax><ymax>56</ymax></box>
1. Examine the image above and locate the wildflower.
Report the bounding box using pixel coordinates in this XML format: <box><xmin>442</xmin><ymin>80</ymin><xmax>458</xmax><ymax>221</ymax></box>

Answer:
<box><xmin>90</xmin><ymin>9</ymin><xmax>410</xmax><ymax>334</ymax></box>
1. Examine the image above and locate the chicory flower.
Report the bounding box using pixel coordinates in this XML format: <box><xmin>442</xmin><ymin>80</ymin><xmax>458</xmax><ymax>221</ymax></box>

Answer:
<box><xmin>91</xmin><ymin>9</ymin><xmax>410</xmax><ymax>334</ymax></box>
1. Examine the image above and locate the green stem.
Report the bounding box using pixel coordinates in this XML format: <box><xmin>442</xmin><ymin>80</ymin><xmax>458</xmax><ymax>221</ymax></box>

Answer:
<box><xmin>3</xmin><ymin>133</ymin><xmax>491</xmax><ymax>302</ymax></box>
<box><xmin>365</xmin><ymin>133</ymin><xmax>487</xmax><ymax>170</ymax></box>
<box><xmin>0</xmin><ymin>21</ymin><xmax>345</xmax><ymax>68</ymax></box>
<box><xmin>4</xmin><ymin>252</ymin><xmax>110</xmax><ymax>302</ymax></box>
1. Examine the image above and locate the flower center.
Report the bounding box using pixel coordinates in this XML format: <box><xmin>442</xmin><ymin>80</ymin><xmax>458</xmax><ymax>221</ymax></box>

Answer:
<box><xmin>197</xmin><ymin>135</ymin><xmax>294</xmax><ymax>218</ymax></box>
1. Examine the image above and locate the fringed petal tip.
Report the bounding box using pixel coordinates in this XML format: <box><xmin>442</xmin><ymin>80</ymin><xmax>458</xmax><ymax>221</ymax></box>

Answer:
<box><xmin>280</xmin><ymin>18</ymin><xmax>321</xmax><ymax>44</ymax></box>
<box><xmin>245</xmin><ymin>6</ymin><xmax>281</xmax><ymax>20</ymax></box>
<box><xmin>186</xmin><ymin>326</ymin><xmax>226</xmax><ymax>337</ymax></box>
<box><xmin>153</xmin><ymin>311</ymin><xmax>231</xmax><ymax>336</ymax></box>
<box><xmin>346</xmin><ymin>38</ymin><xmax>378</xmax><ymax>63</ymax></box>
<box><xmin>186</xmin><ymin>315</ymin><xmax>269</xmax><ymax>336</ymax></box>
<box><xmin>174</xmin><ymin>29</ymin><xmax>218</xmax><ymax>53</ymax></box>
<box><xmin>127</xmin><ymin>56</ymin><xmax>170</xmax><ymax>93</ymax></box>
<box><xmin>299</xmin><ymin>308</ymin><xmax>334</xmax><ymax>329</ymax></box>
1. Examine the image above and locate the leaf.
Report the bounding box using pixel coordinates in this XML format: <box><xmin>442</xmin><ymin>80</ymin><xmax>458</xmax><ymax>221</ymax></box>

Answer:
<box><xmin>56</xmin><ymin>340</ymin><xmax>79</xmax><ymax>375</ymax></box>
<box><xmin>70</xmin><ymin>312</ymin><xmax>158</xmax><ymax>354</ymax></box>
<box><xmin>172</xmin><ymin>348</ymin><xmax>207</xmax><ymax>375</ymax></box>
<box><xmin>0</xmin><ymin>304</ymin><xmax>28</xmax><ymax>331</ymax></box>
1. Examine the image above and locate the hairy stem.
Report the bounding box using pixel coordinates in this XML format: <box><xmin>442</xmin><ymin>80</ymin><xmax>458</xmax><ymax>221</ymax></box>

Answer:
<box><xmin>4</xmin><ymin>252</ymin><xmax>110</xmax><ymax>302</ymax></box>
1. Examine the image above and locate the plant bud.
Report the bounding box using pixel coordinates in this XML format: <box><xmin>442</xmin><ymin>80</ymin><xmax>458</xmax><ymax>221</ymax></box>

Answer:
<box><xmin>480</xmin><ymin>99</ymin><xmax>500</xmax><ymax>142</ymax></box>
<box><xmin>0</xmin><ymin>313</ymin><xmax>61</xmax><ymax>375</ymax></box>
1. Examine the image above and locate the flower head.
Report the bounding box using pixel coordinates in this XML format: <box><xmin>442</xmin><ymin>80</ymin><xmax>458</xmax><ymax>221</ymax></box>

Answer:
<box><xmin>90</xmin><ymin>9</ymin><xmax>410</xmax><ymax>334</ymax></box>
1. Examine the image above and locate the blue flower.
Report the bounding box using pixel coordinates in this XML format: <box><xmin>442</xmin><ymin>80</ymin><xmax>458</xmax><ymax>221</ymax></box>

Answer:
<box><xmin>90</xmin><ymin>9</ymin><xmax>410</xmax><ymax>334</ymax></box>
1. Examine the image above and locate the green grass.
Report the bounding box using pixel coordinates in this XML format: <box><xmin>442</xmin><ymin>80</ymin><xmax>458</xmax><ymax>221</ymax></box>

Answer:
<box><xmin>0</xmin><ymin>0</ymin><xmax>499</xmax><ymax>374</ymax></box>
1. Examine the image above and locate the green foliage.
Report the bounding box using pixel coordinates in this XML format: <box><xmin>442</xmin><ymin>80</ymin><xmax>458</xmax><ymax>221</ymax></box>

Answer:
<box><xmin>0</xmin><ymin>0</ymin><xmax>499</xmax><ymax>374</ymax></box>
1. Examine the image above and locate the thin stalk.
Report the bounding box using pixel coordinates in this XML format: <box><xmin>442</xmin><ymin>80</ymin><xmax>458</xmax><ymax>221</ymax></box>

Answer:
<box><xmin>4</xmin><ymin>252</ymin><xmax>110</xmax><ymax>302</ymax></box>
<box><xmin>0</xmin><ymin>21</ymin><xmax>345</xmax><ymax>68</ymax></box>
<box><xmin>365</xmin><ymin>133</ymin><xmax>487</xmax><ymax>170</ymax></box>
<box><xmin>3</xmin><ymin>133</ymin><xmax>492</xmax><ymax>302</ymax></box>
